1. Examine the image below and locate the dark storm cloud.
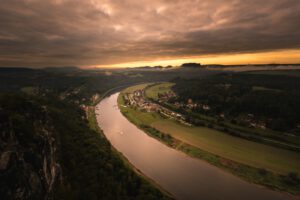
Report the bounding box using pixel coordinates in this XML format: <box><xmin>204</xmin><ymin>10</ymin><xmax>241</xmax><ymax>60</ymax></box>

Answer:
<box><xmin>0</xmin><ymin>0</ymin><xmax>300</xmax><ymax>67</ymax></box>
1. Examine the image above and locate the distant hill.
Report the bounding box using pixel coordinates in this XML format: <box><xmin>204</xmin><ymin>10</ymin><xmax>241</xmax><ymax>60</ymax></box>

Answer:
<box><xmin>130</xmin><ymin>65</ymin><xmax>168</xmax><ymax>70</ymax></box>
<box><xmin>180</xmin><ymin>63</ymin><xmax>202</xmax><ymax>68</ymax></box>
<box><xmin>0</xmin><ymin>67</ymin><xmax>36</xmax><ymax>73</ymax></box>
<box><xmin>43</xmin><ymin>66</ymin><xmax>81</xmax><ymax>72</ymax></box>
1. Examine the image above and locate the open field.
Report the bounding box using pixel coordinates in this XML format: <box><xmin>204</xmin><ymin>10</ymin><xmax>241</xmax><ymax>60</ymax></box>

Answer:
<box><xmin>146</xmin><ymin>82</ymin><xmax>300</xmax><ymax>150</ymax></box>
<box><xmin>145</xmin><ymin>82</ymin><xmax>174</xmax><ymax>100</ymax></box>
<box><xmin>152</xmin><ymin>120</ymin><xmax>300</xmax><ymax>174</ymax></box>
<box><xmin>119</xmin><ymin>93</ymin><xmax>160</xmax><ymax>126</ymax></box>
<box><xmin>122</xmin><ymin>83</ymin><xmax>151</xmax><ymax>93</ymax></box>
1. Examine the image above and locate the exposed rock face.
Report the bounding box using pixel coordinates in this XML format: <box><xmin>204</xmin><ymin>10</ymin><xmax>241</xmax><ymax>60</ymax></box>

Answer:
<box><xmin>0</xmin><ymin>98</ymin><xmax>61</xmax><ymax>200</ymax></box>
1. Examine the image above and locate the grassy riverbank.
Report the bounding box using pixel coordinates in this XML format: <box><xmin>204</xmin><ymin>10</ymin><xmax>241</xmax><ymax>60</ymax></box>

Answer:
<box><xmin>146</xmin><ymin>82</ymin><xmax>300</xmax><ymax>151</ymax></box>
<box><xmin>118</xmin><ymin>84</ymin><xmax>300</xmax><ymax>195</ymax></box>
<box><xmin>145</xmin><ymin>82</ymin><xmax>175</xmax><ymax>100</ymax></box>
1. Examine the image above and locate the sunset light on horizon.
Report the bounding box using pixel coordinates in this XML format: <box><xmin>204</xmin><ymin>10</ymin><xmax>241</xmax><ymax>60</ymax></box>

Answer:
<box><xmin>94</xmin><ymin>49</ymin><xmax>300</xmax><ymax>68</ymax></box>
<box><xmin>1</xmin><ymin>0</ymin><xmax>300</xmax><ymax>68</ymax></box>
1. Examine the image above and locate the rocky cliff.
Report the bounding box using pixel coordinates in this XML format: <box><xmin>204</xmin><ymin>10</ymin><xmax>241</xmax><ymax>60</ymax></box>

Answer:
<box><xmin>0</xmin><ymin>94</ymin><xmax>172</xmax><ymax>200</ymax></box>
<box><xmin>0</xmin><ymin>95</ymin><xmax>61</xmax><ymax>200</ymax></box>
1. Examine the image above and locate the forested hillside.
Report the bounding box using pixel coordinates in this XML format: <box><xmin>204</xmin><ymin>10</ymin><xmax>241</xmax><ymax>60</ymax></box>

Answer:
<box><xmin>173</xmin><ymin>72</ymin><xmax>300</xmax><ymax>133</ymax></box>
<box><xmin>0</xmin><ymin>94</ymin><xmax>171</xmax><ymax>200</ymax></box>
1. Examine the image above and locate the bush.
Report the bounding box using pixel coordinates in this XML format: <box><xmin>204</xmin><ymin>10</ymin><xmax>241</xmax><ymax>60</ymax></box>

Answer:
<box><xmin>258</xmin><ymin>168</ymin><xmax>268</xmax><ymax>176</ymax></box>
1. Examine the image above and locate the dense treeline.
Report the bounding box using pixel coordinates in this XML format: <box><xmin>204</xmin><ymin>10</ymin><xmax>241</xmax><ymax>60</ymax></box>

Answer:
<box><xmin>172</xmin><ymin>72</ymin><xmax>300</xmax><ymax>132</ymax></box>
<box><xmin>0</xmin><ymin>67</ymin><xmax>217</xmax><ymax>103</ymax></box>
<box><xmin>0</xmin><ymin>94</ymin><xmax>171</xmax><ymax>200</ymax></box>
<box><xmin>50</xmin><ymin>97</ymin><xmax>170</xmax><ymax>200</ymax></box>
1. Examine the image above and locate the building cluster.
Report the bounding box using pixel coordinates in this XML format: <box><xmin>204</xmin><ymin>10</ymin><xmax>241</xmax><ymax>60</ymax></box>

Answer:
<box><xmin>173</xmin><ymin>99</ymin><xmax>210</xmax><ymax>111</ymax></box>
<box><xmin>157</xmin><ymin>91</ymin><xmax>177</xmax><ymax>102</ymax></box>
<box><xmin>123</xmin><ymin>89</ymin><xmax>191</xmax><ymax>126</ymax></box>
<box><xmin>242</xmin><ymin>114</ymin><xmax>266</xmax><ymax>129</ymax></box>
<box><xmin>186</xmin><ymin>98</ymin><xmax>211</xmax><ymax>111</ymax></box>
<box><xmin>124</xmin><ymin>88</ymin><xmax>271</xmax><ymax>131</ymax></box>
<box><xmin>91</xmin><ymin>93</ymin><xmax>100</xmax><ymax>103</ymax></box>
<box><xmin>159</xmin><ymin>108</ymin><xmax>191</xmax><ymax>126</ymax></box>
<box><xmin>124</xmin><ymin>90</ymin><xmax>160</xmax><ymax>112</ymax></box>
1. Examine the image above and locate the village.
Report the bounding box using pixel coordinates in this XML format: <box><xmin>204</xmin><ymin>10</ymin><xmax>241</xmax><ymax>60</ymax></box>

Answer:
<box><xmin>157</xmin><ymin>91</ymin><xmax>268</xmax><ymax>130</ymax></box>
<box><xmin>123</xmin><ymin>89</ymin><xmax>192</xmax><ymax>126</ymax></box>
<box><xmin>122</xmin><ymin>88</ymin><xmax>269</xmax><ymax>131</ymax></box>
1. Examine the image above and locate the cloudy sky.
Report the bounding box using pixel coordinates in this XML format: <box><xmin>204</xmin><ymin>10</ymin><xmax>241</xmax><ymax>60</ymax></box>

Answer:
<box><xmin>0</xmin><ymin>0</ymin><xmax>300</xmax><ymax>68</ymax></box>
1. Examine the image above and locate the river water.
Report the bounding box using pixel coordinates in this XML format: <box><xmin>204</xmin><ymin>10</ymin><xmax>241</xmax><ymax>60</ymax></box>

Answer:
<box><xmin>96</xmin><ymin>92</ymin><xmax>293</xmax><ymax>200</ymax></box>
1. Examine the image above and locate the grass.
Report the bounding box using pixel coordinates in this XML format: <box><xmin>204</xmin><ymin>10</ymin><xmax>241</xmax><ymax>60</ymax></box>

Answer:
<box><xmin>123</xmin><ymin>83</ymin><xmax>152</xmax><ymax>93</ymax></box>
<box><xmin>118</xmin><ymin>91</ymin><xmax>160</xmax><ymax>126</ymax></box>
<box><xmin>119</xmin><ymin>83</ymin><xmax>163</xmax><ymax>126</ymax></box>
<box><xmin>122</xmin><ymin>83</ymin><xmax>300</xmax><ymax>174</ymax></box>
<box><xmin>145</xmin><ymin>82</ymin><xmax>174</xmax><ymax>100</ymax></box>
<box><xmin>146</xmin><ymin>83</ymin><xmax>300</xmax><ymax>151</ymax></box>
<box><xmin>87</xmin><ymin>106</ymin><xmax>104</xmax><ymax>134</ymax></box>
<box><xmin>152</xmin><ymin>120</ymin><xmax>300</xmax><ymax>174</ymax></box>
<box><xmin>118</xmin><ymin>83</ymin><xmax>300</xmax><ymax>195</ymax></box>
<box><xmin>145</xmin><ymin>83</ymin><xmax>300</xmax><ymax>174</ymax></box>
<box><xmin>177</xmin><ymin>142</ymin><xmax>300</xmax><ymax>195</ymax></box>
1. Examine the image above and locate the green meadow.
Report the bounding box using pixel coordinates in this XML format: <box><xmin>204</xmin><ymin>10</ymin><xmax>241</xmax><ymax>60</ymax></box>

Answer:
<box><xmin>118</xmin><ymin>83</ymin><xmax>300</xmax><ymax>194</ymax></box>
<box><xmin>145</xmin><ymin>82</ymin><xmax>174</xmax><ymax>100</ymax></box>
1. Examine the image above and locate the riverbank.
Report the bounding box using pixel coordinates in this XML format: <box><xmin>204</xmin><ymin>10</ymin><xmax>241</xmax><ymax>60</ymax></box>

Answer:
<box><xmin>146</xmin><ymin>82</ymin><xmax>300</xmax><ymax>152</ymax></box>
<box><xmin>118</xmin><ymin>85</ymin><xmax>300</xmax><ymax>195</ymax></box>
<box><xmin>87</xmin><ymin>102</ymin><xmax>174</xmax><ymax>199</ymax></box>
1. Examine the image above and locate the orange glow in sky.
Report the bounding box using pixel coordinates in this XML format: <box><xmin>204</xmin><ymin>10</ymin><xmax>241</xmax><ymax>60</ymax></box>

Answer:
<box><xmin>94</xmin><ymin>49</ymin><xmax>300</xmax><ymax>68</ymax></box>
<box><xmin>2</xmin><ymin>1</ymin><xmax>300</xmax><ymax>68</ymax></box>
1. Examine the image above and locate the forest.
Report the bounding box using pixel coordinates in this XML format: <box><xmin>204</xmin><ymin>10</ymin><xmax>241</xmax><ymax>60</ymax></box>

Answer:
<box><xmin>0</xmin><ymin>67</ymin><xmax>183</xmax><ymax>200</ymax></box>
<box><xmin>172</xmin><ymin>71</ymin><xmax>300</xmax><ymax>133</ymax></box>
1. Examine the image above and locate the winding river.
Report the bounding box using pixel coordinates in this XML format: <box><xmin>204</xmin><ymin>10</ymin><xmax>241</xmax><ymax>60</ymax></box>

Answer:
<box><xmin>96</xmin><ymin>92</ymin><xmax>293</xmax><ymax>200</ymax></box>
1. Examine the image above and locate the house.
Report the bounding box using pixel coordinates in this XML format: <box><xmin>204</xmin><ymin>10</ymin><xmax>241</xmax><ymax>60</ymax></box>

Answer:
<box><xmin>203</xmin><ymin>105</ymin><xmax>210</xmax><ymax>111</ymax></box>
<box><xmin>174</xmin><ymin>102</ymin><xmax>180</xmax><ymax>108</ymax></box>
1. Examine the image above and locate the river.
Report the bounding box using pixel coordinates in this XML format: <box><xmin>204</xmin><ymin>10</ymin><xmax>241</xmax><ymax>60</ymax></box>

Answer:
<box><xmin>95</xmin><ymin>92</ymin><xmax>293</xmax><ymax>200</ymax></box>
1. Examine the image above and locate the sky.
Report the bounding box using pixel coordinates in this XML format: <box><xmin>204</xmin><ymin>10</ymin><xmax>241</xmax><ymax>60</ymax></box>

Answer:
<box><xmin>0</xmin><ymin>0</ymin><xmax>300</xmax><ymax>68</ymax></box>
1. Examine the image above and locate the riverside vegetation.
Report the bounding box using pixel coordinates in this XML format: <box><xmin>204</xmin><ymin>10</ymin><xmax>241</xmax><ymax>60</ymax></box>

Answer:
<box><xmin>1</xmin><ymin>66</ymin><xmax>299</xmax><ymax>199</ymax></box>
<box><xmin>118</xmin><ymin>71</ymin><xmax>300</xmax><ymax>195</ymax></box>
